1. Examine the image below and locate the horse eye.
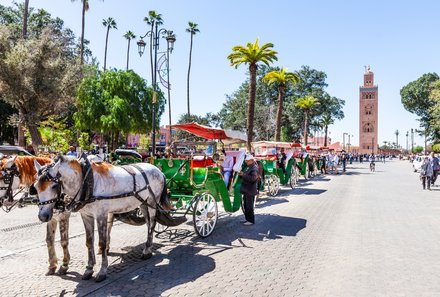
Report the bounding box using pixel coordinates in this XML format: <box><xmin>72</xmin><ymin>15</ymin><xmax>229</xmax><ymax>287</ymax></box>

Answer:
<box><xmin>51</xmin><ymin>184</ymin><xmax>58</xmax><ymax>189</ymax></box>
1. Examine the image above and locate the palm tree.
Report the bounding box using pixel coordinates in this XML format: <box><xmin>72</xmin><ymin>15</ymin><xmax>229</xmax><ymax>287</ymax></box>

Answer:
<box><xmin>263</xmin><ymin>67</ymin><xmax>299</xmax><ymax>141</ymax></box>
<box><xmin>123</xmin><ymin>31</ymin><xmax>136</xmax><ymax>70</ymax></box>
<box><xmin>102</xmin><ymin>17</ymin><xmax>117</xmax><ymax>71</ymax></box>
<box><xmin>227</xmin><ymin>38</ymin><xmax>278</xmax><ymax>151</ymax></box>
<box><xmin>319</xmin><ymin>113</ymin><xmax>334</xmax><ymax>147</ymax></box>
<box><xmin>22</xmin><ymin>0</ymin><xmax>29</xmax><ymax>38</ymax></box>
<box><xmin>185</xmin><ymin>22</ymin><xmax>200</xmax><ymax>118</ymax></box>
<box><xmin>144</xmin><ymin>11</ymin><xmax>163</xmax><ymax>84</ymax></box>
<box><xmin>72</xmin><ymin>0</ymin><xmax>98</xmax><ymax>65</ymax></box>
<box><xmin>295</xmin><ymin>95</ymin><xmax>320</xmax><ymax>145</ymax></box>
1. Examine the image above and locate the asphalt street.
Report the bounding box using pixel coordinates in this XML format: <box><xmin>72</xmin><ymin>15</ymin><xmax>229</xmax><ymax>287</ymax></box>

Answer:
<box><xmin>1</xmin><ymin>159</ymin><xmax>439</xmax><ymax>297</ymax></box>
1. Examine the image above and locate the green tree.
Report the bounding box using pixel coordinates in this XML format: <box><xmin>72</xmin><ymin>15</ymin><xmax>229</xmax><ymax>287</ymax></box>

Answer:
<box><xmin>74</xmin><ymin>69</ymin><xmax>165</xmax><ymax>150</ymax></box>
<box><xmin>263</xmin><ymin>67</ymin><xmax>300</xmax><ymax>141</ymax></box>
<box><xmin>401</xmin><ymin>73</ymin><xmax>439</xmax><ymax>132</ymax></box>
<box><xmin>429</xmin><ymin>80</ymin><xmax>440</xmax><ymax>141</ymax></box>
<box><xmin>295</xmin><ymin>95</ymin><xmax>320</xmax><ymax>145</ymax></box>
<box><xmin>185</xmin><ymin>21</ymin><xmax>199</xmax><ymax>118</ymax></box>
<box><xmin>227</xmin><ymin>38</ymin><xmax>278</xmax><ymax>151</ymax></box>
<box><xmin>0</xmin><ymin>26</ymin><xmax>81</xmax><ymax>149</ymax></box>
<box><xmin>412</xmin><ymin>145</ymin><xmax>424</xmax><ymax>154</ymax></box>
<box><xmin>102</xmin><ymin>17</ymin><xmax>117</xmax><ymax>71</ymax></box>
<box><xmin>144</xmin><ymin>11</ymin><xmax>163</xmax><ymax>84</ymax></box>
<box><xmin>123</xmin><ymin>30</ymin><xmax>136</xmax><ymax>70</ymax></box>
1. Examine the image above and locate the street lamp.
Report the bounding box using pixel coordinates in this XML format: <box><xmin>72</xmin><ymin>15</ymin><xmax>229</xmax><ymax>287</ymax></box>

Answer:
<box><xmin>343</xmin><ymin>132</ymin><xmax>348</xmax><ymax>151</ymax></box>
<box><xmin>406</xmin><ymin>131</ymin><xmax>409</xmax><ymax>151</ymax></box>
<box><xmin>137</xmin><ymin>23</ymin><xmax>175</xmax><ymax>155</ymax></box>
<box><xmin>347</xmin><ymin>134</ymin><xmax>353</xmax><ymax>152</ymax></box>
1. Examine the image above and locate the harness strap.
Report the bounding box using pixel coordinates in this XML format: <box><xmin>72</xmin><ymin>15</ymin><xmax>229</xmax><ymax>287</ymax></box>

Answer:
<box><xmin>131</xmin><ymin>164</ymin><xmax>156</xmax><ymax>199</ymax></box>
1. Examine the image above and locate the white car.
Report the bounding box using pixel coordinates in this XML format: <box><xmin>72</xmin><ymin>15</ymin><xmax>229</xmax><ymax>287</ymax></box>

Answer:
<box><xmin>413</xmin><ymin>156</ymin><xmax>423</xmax><ymax>172</ymax></box>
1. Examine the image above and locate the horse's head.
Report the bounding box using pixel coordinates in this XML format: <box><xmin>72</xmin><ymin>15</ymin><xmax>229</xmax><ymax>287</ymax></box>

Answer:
<box><xmin>0</xmin><ymin>156</ymin><xmax>20</xmax><ymax>199</ymax></box>
<box><xmin>33</xmin><ymin>156</ymin><xmax>82</xmax><ymax>222</ymax></box>
<box><xmin>33</xmin><ymin>158</ymin><xmax>63</xmax><ymax>222</ymax></box>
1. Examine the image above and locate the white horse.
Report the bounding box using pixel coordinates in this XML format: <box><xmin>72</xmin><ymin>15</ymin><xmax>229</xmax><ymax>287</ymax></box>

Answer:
<box><xmin>33</xmin><ymin>155</ymin><xmax>171</xmax><ymax>282</ymax></box>
<box><xmin>0</xmin><ymin>155</ymin><xmax>71</xmax><ymax>275</ymax></box>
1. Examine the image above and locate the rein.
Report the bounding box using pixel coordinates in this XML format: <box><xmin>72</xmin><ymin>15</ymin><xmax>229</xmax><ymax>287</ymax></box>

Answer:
<box><xmin>36</xmin><ymin>163</ymin><xmax>66</xmax><ymax>211</ymax></box>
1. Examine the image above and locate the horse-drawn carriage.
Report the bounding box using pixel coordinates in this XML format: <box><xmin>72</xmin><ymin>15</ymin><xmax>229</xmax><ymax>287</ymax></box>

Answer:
<box><xmin>251</xmin><ymin>141</ymin><xmax>299</xmax><ymax>196</ymax></box>
<box><xmin>151</xmin><ymin>122</ymin><xmax>248</xmax><ymax>237</ymax></box>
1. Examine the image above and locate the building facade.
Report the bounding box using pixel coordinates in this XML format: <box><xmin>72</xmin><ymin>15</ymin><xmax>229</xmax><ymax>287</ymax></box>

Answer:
<box><xmin>359</xmin><ymin>66</ymin><xmax>378</xmax><ymax>154</ymax></box>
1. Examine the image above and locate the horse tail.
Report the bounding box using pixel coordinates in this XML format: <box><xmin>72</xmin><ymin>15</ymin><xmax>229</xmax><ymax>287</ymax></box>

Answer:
<box><xmin>159</xmin><ymin>174</ymin><xmax>173</xmax><ymax>211</ymax></box>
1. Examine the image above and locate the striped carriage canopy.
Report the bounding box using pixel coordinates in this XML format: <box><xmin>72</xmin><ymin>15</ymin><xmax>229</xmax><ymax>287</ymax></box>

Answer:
<box><xmin>171</xmin><ymin>122</ymin><xmax>247</xmax><ymax>145</ymax></box>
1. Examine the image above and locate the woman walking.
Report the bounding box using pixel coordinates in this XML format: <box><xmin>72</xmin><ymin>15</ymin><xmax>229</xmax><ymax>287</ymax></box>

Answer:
<box><xmin>421</xmin><ymin>156</ymin><xmax>433</xmax><ymax>190</ymax></box>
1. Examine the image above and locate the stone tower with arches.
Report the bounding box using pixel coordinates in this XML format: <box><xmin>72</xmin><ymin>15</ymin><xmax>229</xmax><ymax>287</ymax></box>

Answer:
<box><xmin>359</xmin><ymin>66</ymin><xmax>378</xmax><ymax>154</ymax></box>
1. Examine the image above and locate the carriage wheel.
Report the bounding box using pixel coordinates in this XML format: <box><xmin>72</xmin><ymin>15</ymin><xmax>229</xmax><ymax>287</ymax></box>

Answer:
<box><xmin>266</xmin><ymin>174</ymin><xmax>280</xmax><ymax>196</ymax></box>
<box><xmin>289</xmin><ymin>166</ymin><xmax>298</xmax><ymax>189</ymax></box>
<box><xmin>193</xmin><ymin>193</ymin><xmax>218</xmax><ymax>238</ymax></box>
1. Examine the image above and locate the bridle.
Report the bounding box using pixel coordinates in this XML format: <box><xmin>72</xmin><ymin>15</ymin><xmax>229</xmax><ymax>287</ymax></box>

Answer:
<box><xmin>0</xmin><ymin>164</ymin><xmax>26</xmax><ymax>212</ymax></box>
<box><xmin>35</xmin><ymin>163</ymin><xmax>66</xmax><ymax>211</ymax></box>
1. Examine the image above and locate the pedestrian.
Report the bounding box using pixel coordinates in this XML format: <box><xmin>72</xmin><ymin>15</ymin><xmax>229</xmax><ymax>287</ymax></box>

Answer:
<box><xmin>277</xmin><ymin>148</ymin><xmax>287</xmax><ymax>174</ymax></box>
<box><xmin>221</xmin><ymin>149</ymin><xmax>234</xmax><ymax>188</ymax></box>
<box><xmin>333</xmin><ymin>153</ymin><xmax>339</xmax><ymax>174</ymax></box>
<box><xmin>66</xmin><ymin>146</ymin><xmax>77</xmax><ymax>157</ymax></box>
<box><xmin>430</xmin><ymin>152</ymin><xmax>439</xmax><ymax>186</ymax></box>
<box><xmin>341</xmin><ymin>151</ymin><xmax>347</xmax><ymax>172</ymax></box>
<box><xmin>420</xmin><ymin>156</ymin><xmax>433</xmax><ymax>190</ymax></box>
<box><xmin>239</xmin><ymin>153</ymin><xmax>259</xmax><ymax>225</ymax></box>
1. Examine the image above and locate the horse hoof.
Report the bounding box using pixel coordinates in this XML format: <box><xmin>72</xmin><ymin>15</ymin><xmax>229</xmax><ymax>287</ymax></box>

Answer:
<box><xmin>45</xmin><ymin>267</ymin><xmax>56</xmax><ymax>276</ymax></box>
<box><xmin>82</xmin><ymin>270</ymin><xmax>94</xmax><ymax>280</ymax></box>
<box><xmin>57</xmin><ymin>265</ymin><xmax>68</xmax><ymax>275</ymax></box>
<box><xmin>94</xmin><ymin>274</ymin><xmax>107</xmax><ymax>283</ymax></box>
<box><xmin>141</xmin><ymin>253</ymin><xmax>152</xmax><ymax>260</ymax></box>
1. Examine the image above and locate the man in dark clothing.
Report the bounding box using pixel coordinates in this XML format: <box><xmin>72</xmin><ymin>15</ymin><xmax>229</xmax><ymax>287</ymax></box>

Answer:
<box><xmin>277</xmin><ymin>148</ymin><xmax>287</xmax><ymax>174</ymax></box>
<box><xmin>239</xmin><ymin>153</ymin><xmax>259</xmax><ymax>225</ymax></box>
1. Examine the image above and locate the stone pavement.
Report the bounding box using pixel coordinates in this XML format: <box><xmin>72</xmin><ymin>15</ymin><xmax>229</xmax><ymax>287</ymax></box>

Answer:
<box><xmin>1</xmin><ymin>160</ymin><xmax>440</xmax><ymax>296</ymax></box>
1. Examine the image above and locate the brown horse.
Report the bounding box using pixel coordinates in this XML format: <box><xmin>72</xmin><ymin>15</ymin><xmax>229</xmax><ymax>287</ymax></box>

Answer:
<box><xmin>0</xmin><ymin>156</ymin><xmax>71</xmax><ymax>275</ymax></box>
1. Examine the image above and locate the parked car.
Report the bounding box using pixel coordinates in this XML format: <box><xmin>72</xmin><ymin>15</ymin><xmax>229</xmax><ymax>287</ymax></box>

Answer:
<box><xmin>0</xmin><ymin>145</ymin><xmax>34</xmax><ymax>157</ymax></box>
<box><xmin>413</xmin><ymin>156</ymin><xmax>423</xmax><ymax>172</ymax></box>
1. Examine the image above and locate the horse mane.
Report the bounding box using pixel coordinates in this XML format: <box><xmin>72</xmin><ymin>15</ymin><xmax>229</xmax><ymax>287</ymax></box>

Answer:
<box><xmin>14</xmin><ymin>156</ymin><xmax>52</xmax><ymax>187</ymax></box>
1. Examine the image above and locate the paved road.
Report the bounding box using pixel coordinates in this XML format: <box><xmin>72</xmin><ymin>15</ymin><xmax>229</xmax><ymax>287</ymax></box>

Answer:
<box><xmin>1</xmin><ymin>159</ymin><xmax>439</xmax><ymax>297</ymax></box>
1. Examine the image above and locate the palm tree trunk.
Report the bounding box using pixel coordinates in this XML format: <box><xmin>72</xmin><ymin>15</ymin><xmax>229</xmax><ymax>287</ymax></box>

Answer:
<box><xmin>126</xmin><ymin>39</ymin><xmax>130</xmax><ymax>70</ymax></box>
<box><xmin>18</xmin><ymin>0</ymin><xmax>29</xmax><ymax>147</ymax></box>
<box><xmin>324</xmin><ymin>125</ymin><xmax>328</xmax><ymax>147</ymax></box>
<box><xmin>274</xmin><ymin>85</ymin><xmax>284</xmax><ymax>142</ymax></box>
<box><xmin>304</xmin><ymin>111</ymin><xmax>308</xmax><ymax>145</ymax></box>
<box><xmin>247</xmin><ymin>63</ymin><xmax>257</xmax><ymax>151</ymax></box>
<box><xmin>80</xmin><ymin>0</ymin><xmax>86</xmax><ymax>65</ymax></box>
<box><xmin>186</xmin><ymin>33</ymin><xmax>193</xmax><ymax>118</ymax></box>
<box><xmin>22</xmin><ymin>0</ymin><xmax>29</xmax><ymax>39</ymax></box>
<box><xmin>103</xmin><ymin>27</ymin><xmax>110</xmax><ymax>71</ymax></box>
<box><xmin>149</xmin><ymin>22</ymin><xmax>154</xmax><ymax>85</ymax></box>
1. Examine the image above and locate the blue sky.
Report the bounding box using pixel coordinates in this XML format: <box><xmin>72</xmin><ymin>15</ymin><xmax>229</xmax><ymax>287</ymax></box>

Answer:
<box><xmin>2</xmin><ymin>0</ymin><xmax>439</xmax><ymax>147</ymax></box>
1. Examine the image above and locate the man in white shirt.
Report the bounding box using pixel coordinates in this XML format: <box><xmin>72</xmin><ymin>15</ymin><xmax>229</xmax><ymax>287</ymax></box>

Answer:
<box><xmin>221</xmin><ymin>150</ymin><xmax>234</xmax><ymax>187</ymax></box>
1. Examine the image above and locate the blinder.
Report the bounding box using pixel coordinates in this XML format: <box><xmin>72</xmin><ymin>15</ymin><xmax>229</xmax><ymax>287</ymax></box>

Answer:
<box><xmin>35</xmin><ymin>163</ymin><xmax>65</xmax><ymax>211</ymax></box>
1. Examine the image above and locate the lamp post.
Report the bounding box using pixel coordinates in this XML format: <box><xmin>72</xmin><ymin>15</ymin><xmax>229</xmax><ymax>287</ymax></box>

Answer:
<box><xmin>137</xmin><ymin>23</ymin><xmax>175</xmax><ymax>155</ymax></box>
<box><xmin>343</xmin><ymin>132</ymin><xmax>348</xmax><ymax>151</ymax></box>
<box><xmin>406</xmin><ymin>131</ymin><xmax>409</xmax><ymax>151</ymax></box>
<box><xmin>411</xmin><ymin>128</ymin><xmax>414</xmax><ymax>153</ymax></box>
<box><xmin>347</xmin><ymin>134</ymin><xmax>353</xmax><ymax>152</ymax></box>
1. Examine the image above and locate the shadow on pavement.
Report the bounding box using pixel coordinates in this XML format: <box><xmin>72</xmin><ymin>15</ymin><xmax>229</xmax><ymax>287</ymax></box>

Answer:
<box><xmin>255</xmin><ymin>197</ymin><xmax>289</xmax><ymax>209</ymax></box>
<box><xmin>294</xmin><ymin>188</ymin><xmax>327</xmax><ymax>195</ymax></box>
<box><xmin>193</xmin><ymin>213</ymin><xmax>307</xmax><ymax>247</ymax></box>
<box><xmin>72</xmin><ymin>244</ymin><xmax>215</xmax><ymax>296</ymax></box>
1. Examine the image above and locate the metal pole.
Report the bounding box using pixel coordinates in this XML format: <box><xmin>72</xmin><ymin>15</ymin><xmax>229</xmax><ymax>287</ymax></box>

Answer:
<box><xmin>343</xmin><ymin>133</ymin><xmax>346</xmax><ymax>151</ymax></box>
<box><xmin>151</xmin><ymin>23</ymin><xmax>159</xmax><ymax>156</ymax></box>
<box><xmin>406</xmin><ymin>131</ymin><xmax>408</xmax><ymax>151</ymax></box>
<box><xmin>411</xmin><ymin>128</ymin><xmax>414</xmax><ymax>152</ymax></box>
<box><xmin>166</xmin><ymin>41</ymin><xmax>172</xmax><ymax>145</ymax></box>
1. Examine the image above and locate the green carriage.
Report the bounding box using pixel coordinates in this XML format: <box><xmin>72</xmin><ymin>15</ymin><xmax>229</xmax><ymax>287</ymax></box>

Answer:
<box><xmin>153</xmin><ymin>122</ymin><xmax>248</xmax><ymax>237</ymax></box>
<box><xmin>252</xmin><ymin>141</ymin><xmax>299</xmax><ymax>196</ymax></box>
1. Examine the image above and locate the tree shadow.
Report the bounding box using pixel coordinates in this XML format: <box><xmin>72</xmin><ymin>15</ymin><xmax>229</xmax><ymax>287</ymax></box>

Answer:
<box><xmin>72</xmin><ymin>243</ymin><xmax>215</xmax><ymax>296</ymax></box>
<box><xmin>293</xmin><ymin>188</ymin><xmax>327</xmax><ymax>195</ymax></box>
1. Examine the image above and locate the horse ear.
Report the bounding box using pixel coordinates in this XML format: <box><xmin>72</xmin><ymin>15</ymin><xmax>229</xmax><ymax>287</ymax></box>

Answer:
<box><xmin>34</xmin><ymin>158</ymin><xmax>42</xmax><ymax>172</ymax></box>
<box><xmin>5</xmin><ymin>155</ymin><xmax>17</xmax><ymax>169</ymax></box>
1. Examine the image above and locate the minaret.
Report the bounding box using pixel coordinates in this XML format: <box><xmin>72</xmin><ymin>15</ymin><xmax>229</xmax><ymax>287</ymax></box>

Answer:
<box><xmin>359</xmin><ymin>65</ymin><xmax>378</xmax><ymax>154</ymax></box>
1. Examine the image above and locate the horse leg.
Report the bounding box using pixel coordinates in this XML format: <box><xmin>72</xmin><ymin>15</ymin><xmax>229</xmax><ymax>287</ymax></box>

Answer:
<box><xmin>139</xmin><ymin>204</ymin><xmax>156</xmax><ymax>260</ymax></box>
<box><xmin>94</xmin><ymin>215</ymin><xmax>108</xmax><ymax>282</ymax></box>
<box><xmin>98</xmin><ymin>213</ymin><xmax>113</xmax><ymax>254</ymax></box>
<box><xmin>80</xmin><ymin>213</ymin><xmax>95</xmax><ymax>280</ymax></box>
<box><xmin>57</xmin><ymin>212</ymin><xmax>71</xmax><ymax>275</ymax></box>
<box><xmin>45</xmin><ymin>218</ymin><xmax>58</xmax><ymax>276</ymax></box>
